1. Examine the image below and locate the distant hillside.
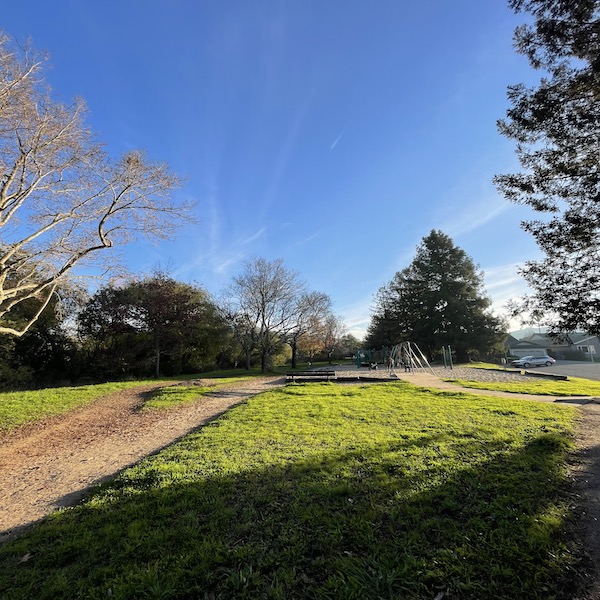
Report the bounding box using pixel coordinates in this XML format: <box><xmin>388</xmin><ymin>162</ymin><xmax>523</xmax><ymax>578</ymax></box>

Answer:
<box><xmin>510</xmin><ymin>327</ymin><xmax>550</xmax><ymax>340</ymax></box>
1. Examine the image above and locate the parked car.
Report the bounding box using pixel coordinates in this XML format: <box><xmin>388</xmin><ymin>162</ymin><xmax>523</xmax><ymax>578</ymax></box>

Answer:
<box><xmin>511</xmin><ymin>355</ymin><xmax>556</xmax><ymax>368</ymax></box>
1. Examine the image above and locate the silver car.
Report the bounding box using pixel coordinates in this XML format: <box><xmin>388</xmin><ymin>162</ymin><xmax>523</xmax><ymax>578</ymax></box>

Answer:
<box><xmin>511</xmin><ymin>355</ymin><xmax>556</xmax><ymax>368</ymax></box>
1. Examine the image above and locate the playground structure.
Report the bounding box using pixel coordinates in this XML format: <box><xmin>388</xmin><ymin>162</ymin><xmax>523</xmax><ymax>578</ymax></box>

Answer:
<box><xmin>355</xmin><ymin>342</ymin><xmax>436</xmax><ymax>375</ymax></box>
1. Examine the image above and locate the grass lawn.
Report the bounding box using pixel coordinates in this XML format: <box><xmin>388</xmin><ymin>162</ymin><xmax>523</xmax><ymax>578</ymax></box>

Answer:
<box><xmin>445</xmin><ymin>374</ymin><xmax>600</xmax><ymax>397</ymax></box>
<box><xmin>0</xmin><ymin>382</ymin><xmax>584</xmax><ymax>599</ymax></box>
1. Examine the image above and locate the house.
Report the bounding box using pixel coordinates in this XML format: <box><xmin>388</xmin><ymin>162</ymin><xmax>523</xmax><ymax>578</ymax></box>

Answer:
<box><xmin>506</xmin><ymin>331</ymin><xmax>600</xmax><ymax>361</ymax></box>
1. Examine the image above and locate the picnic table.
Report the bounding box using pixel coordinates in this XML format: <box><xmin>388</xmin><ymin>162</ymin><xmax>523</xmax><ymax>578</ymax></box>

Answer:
<box><xmin>285</xmin><ymin>370</ymin><xmax>337</xmax><ymax>382</ymax></box>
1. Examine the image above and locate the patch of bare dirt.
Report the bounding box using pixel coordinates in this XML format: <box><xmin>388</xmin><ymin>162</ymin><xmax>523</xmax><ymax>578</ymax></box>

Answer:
<box><xmin>569</xmin><ymin>406</ymin><xmax>600</xmax><ymax>599</ymax></box>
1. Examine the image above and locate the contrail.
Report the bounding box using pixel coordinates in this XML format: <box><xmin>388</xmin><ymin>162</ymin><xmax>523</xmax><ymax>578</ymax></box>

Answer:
<box><xmin>330</xmin><ymin>129</ymin><xmax>345</xmax><ymax>150</ymax></box>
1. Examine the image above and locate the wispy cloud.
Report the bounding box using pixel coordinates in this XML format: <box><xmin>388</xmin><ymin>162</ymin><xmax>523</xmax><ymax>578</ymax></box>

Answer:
<box><xmin>215</xmin><ymin>254</ymin><xmax>242</xmax><ymax>274</ymax></box>
<box><xmin>336</xmin><ymin>294</ymin><xmax>375</xmax><ymax>341</ymax></box>
<box><xmin>443</xmin><ymin>198</ymin><xmax>510</xmax><ymax>238</ymax></box>
<box><xmin>330</xmin><ymin>129</ymin><xmax>345</xmax><ymax>150</ymax></box>
<box><xmin>289</xmin><ymin>230</ymin><xmax>320</xmax><ymax>249</ymax></box>
<box><xmin>259</xmin><ymin>93</ymin><xmax>314</xmax><ymax>213</ymax></box>
<box><xmin>482</xmin><ymin>262</ymin><xmax>530</xmax><ymax>329</ymax></box>
<box><xmin>242</xmin><ymin>227</ymin><xmax>266</xmax><ymax>245</ymax></box>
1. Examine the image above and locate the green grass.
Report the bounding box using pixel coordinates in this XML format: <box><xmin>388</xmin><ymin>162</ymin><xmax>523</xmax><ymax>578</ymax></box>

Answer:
<box><xmin>0</xmin><ymin>381</ymin><xmax>166</xmax><ymax>431</ymax></box>
<box><xmin>445</xmin><ymin>375</ymin><xmax>600</xmax><ymax>396</ymax></box>
<box><xmin>462</xmin><ymin>362</ymin><xmax>505</xmax><ymax>370</ymax></box>
<box><xmin>0</xmin><ymin>382</ymin><xmax>584</xmax><ymax>599</ymax></box>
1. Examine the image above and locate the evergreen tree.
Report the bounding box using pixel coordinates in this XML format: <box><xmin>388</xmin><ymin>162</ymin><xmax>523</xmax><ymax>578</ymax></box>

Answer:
<box><xmin>366</xmin><ymin>231</ymin><xmax>506</xmax><ymax>362</ymax></box>
<box><xmin>495</xmin><ymin>0</ymin><xmax>600</xmax><ymax>334</ymax></box>
<box><xmin>365</xmin><ymin>271</ymin><xmax>413</xmax><ymax>349</ymax></box>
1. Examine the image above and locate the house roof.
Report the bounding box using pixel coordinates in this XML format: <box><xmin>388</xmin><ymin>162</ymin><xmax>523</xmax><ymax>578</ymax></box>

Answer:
<box><xmin>506</xmin><ymin>331</ymin><xmax>600</xmax><ymax>349</ymax></box>
<box><xmin>570</xmin><ymin>334</ymin><xmax>600</xmax><ymax>344</ymax></box>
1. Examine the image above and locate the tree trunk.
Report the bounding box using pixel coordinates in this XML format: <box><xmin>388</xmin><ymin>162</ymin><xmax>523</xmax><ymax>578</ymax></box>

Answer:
<box><xmin>291</xmin><ymin>341</ymin><xmax>298</xmax><ymax>369</ymax></box>
<box><xmin>455</xmin><ymin>347</ymin><xmax>469</xmax><ymax>364</ymax></box>
<box><xmin>155</xmin><ymin>336</ymin><xmax>161</xmax><ymax>378</ymax></box>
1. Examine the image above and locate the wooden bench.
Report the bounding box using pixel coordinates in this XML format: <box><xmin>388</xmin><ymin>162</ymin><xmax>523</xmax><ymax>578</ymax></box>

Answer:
<box><xmin>285</xmin><ymin>370</ymin><xmax>336</xmax><ymax>382</ymax></box>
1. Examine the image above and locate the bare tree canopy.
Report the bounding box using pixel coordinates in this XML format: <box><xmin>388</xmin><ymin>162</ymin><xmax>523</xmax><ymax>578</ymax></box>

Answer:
<box><xmin>0</xmin><ymin>34</ymin><xmax>193</xmax><ymax>336</ymax></box>
<box><xmin>288</xmin><ymin>291</ymin><xmax>332</xmax><ymax>368</ymax></box>
<box><xmin>228</xmin><ymin>257</ymin><xmax>306</xmax><ymax>372</ymax></box>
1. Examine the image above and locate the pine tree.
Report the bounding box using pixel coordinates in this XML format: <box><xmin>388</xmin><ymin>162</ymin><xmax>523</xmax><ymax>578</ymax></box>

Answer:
<box><xmin>366</xmin><ymin>231</ymin><xmax>505</xmax><ymax>362</ymax></box>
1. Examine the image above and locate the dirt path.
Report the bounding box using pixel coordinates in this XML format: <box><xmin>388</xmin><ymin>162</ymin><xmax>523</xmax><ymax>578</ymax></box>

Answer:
<box><xmin>0</xmin><ymin>376</ymin><xmax>284</xmax><ymax>540</ymax></box>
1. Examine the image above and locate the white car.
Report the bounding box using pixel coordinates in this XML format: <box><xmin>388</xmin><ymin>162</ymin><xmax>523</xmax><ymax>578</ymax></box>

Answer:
<box><xmin>511</xmin><ymin>355</ymin><xmax>556</xmax><ymax>368</ymax></box>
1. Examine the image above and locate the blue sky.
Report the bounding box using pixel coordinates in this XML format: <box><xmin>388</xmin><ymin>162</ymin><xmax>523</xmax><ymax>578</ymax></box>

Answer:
<box><xmin>2</xmin><ymin>1</ymin><xmax>541</xmax><ymax>338</ymax></box>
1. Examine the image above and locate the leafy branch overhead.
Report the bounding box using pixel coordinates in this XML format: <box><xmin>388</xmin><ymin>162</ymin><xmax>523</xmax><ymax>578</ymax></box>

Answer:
<box><xmin>0</xmin><ymin>33</ymin><xmax>194</xmax><ymax>336</ymax></box>
<box><xmin>495</xmin><ymin>0</ymin><xmax>600</xmax><ymax>334</ymax></box>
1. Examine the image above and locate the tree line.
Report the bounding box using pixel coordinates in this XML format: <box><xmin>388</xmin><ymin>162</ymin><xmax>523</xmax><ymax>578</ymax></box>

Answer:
<box><xmin>0</xmin><ymin>259</ymin><xmax>360</xmax><ymax>388</ymax></box>
<box><xmin>0</xmin><ymin>34</ymin><xmax>357</xmax><ymax>388</ymax></box>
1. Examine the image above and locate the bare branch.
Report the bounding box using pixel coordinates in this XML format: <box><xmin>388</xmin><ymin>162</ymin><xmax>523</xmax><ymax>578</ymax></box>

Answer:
<box><xmin>0</xmin><ymin>33</ymin><xmax>194</xmax><ymax>335</ymax></box>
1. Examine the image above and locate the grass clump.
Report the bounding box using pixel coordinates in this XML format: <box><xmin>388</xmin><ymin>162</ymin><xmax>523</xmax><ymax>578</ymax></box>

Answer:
<box><xmin>0</xmin><ymin>382</ymin><xmax>583</xmax><ymax>599</ymax></box>
<box><xmin>446</xmin><ymin>376</ymin><xmax>600</xmax><ymax>397</ymax></box>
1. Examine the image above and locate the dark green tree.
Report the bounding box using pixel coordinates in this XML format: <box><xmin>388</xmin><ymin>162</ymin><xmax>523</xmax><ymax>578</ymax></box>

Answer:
<box><xmin>365</xmin><ymin>270</ymin><xmax>414</xmax><ymax>349</ymax></box>
<box><xmin>78</xmin><ymin>275</ymin><xmax>227</xmax><ymax>378</ymax></box>
<box><xmin>366</xmin><ymin>231</ymin><xmax>506</xmax><ymax>362</ymax></box>
<box><xmin>495</xmin><ymin>0</ymin><xmax>600</xmax><ymax>334</ymax></box>
<box><xmin>0</xmin><ymin>291</ymin><xmax>76</xmax><ymax>388</ymax></box>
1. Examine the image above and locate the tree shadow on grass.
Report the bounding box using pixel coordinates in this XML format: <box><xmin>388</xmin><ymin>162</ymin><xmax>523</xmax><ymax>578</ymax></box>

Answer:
<box><xmin>0</xmin><ymin>433</ymin><xmax>587</xmax><ymax>600</ymax></box>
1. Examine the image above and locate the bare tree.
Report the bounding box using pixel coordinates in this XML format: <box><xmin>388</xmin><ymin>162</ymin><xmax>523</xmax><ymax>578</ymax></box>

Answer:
<box><xmin>320</xmin><ymin>314</ymin><xmax>346</xmax><ymax>364</ymax></box>
<box><xmin>287</xmin><ymin>291</ymin><xmax>331</xmax><ymax>369</ymax></box>
<box><xmin>229</xmin><ymin>257</ymin><xmax>305</xmax><ymax>373</ymax></box>
<box><xmin>0</xmin><ymin>34</ymin><xmax>192</xmax><ymax>336</ymax></box>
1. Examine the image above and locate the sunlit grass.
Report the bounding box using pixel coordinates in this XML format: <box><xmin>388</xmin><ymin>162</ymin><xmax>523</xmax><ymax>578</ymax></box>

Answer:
<box><xmin>0</xmin><ymin>382</ymin><xmax>584</xmax><ymax>599</ymax></box>
<box><xmin>445</xmin><ymin>376</ymin><xmax>600</xmax><ymax>396</ymax></box>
